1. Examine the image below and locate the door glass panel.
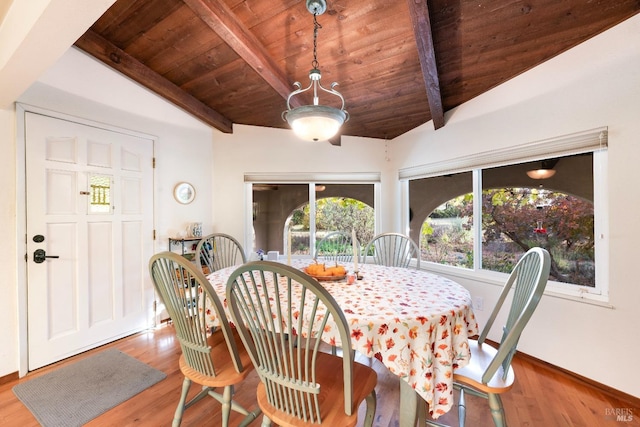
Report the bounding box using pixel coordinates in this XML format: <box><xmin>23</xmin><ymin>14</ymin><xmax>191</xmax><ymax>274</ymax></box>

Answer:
<box><xmin>89</xmin><ymin>174</ymin><xmax>112</xmax><ymax>214</ymax></box>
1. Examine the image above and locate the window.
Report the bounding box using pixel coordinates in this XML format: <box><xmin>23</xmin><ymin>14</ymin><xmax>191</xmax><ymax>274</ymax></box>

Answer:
<box><xmin>410</xmin><ymin>171</ymin><xmax>473</xmax><ymax>268</ymax></box>
<box><xmin>88</xmin><ymin>173</ymin><xmax>112</xmax><ymax>214</ymax></box>
<box><xmin>479</xmin><ymin>155</ymin><xmax>595</xmax><ymax>287</ymax></box>
<box><xmin>401</xmin><ymin>128</ymin><xmax>608</xmax><ymax>299</ymax></box>
<box><xmin>247</xmin><ymin>176</ymin><xmax>379</xmax><ymax>259</ymax></box>
<box><xmin>253</xmin><ymin>183</ymin><xmax>311</xmax><ymax>255</ymax></box>
<box><xmin>310</xmin><ymin>193</ymin><xmax>375</xmax><ymax>255</ymax></box>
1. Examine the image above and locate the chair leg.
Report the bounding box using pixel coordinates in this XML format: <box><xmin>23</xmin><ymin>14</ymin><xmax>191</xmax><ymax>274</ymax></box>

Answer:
<box><xmin>261</xmin><ymin>415</ymin><xmax>273</xmax><ymax>426</ymax></box>
<box><xmin>173</xmin><ymin>377</ymin><xmax>191</xmax><ymax>427</ymax></box>
<box><xmin>363</xmin><ymin>390</ymin><xmax>377</xmax><ymax>427</ymax></box>
<box><xmin>220</xmin><ymin>385</ymin><xmax>232</xmax><ymax>427</ymax></box>
<box><xmin>458</xmin><ymin>388</ymin><xmax>466</xmax><ymax>427</ymax></box>
<box><xmin>417</xmin><ymin>397</ymin><xmax>426</xmax><ymax>424</ymax></box>
<box><xmin>238</xmin><ymin>408</ymin><xmax>263</xmax><ymax>427</ymax></box>
<box><xmin>488</xmin><ymin>393</ymin><xmax>506</xmax><ymax>427</ymax></box>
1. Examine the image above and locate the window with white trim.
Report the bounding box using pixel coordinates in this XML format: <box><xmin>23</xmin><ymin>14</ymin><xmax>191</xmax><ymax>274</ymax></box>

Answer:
<box><xmin>245</xmin><ymin>174</ymin><xmax>381</xmax><ymax>259</ymax></box>
<box><xmin>401</xmin><ymin>128</ymin><xmax>608</xmax><ymax>298</ymax></box>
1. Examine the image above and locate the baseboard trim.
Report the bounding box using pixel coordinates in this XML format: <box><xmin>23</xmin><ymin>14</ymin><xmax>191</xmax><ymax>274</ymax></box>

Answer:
<box><xmin>0</xmin><ymin>371</ymin><xmax>18</xmax><ymax>386</ymax></box>
<box><xmin>476</xmin><ymin>338</ymin><xmax>640</xmax><ymax>408</ymax></box>
<box><xmin>516</xmin><ymin>349</ymin><xmax>640</xmax><ymax>408</ymax></box>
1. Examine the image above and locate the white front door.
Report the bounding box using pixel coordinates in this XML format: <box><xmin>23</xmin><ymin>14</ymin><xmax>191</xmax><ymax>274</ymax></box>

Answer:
<box><xmin>25</xmin><ymin>112</ymin><xmax>155</xmax><ymax>370</ymax></box>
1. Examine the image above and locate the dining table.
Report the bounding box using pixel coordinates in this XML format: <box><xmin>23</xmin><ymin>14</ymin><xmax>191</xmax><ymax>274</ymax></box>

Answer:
<box><xmin>203</xmin><ymin>259</ymin><xmax>478</xmax><ymax>425</ymax></box>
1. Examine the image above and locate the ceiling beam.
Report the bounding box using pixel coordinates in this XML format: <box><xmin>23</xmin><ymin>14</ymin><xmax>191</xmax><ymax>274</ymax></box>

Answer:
<box><xmin>406</xmin><ymin>0</ymin><xmax>445</xmax><ymax>129</ymax></box>
<box><xmin>74</xmin><ymin>30</ymin><xmax>233</xmax><ymax>133</ymax></box>
<box><xmin>182</xmin><ymin>0</ymin><xmax>300</xmax><ymax>107</ymax></box>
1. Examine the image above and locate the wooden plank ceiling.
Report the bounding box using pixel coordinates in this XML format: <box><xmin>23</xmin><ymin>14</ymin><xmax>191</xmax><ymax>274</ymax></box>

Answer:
<box><xmin>74</xmin><ymin>0</ymin><xmax>640</xmax><ymax>142</ymax></box>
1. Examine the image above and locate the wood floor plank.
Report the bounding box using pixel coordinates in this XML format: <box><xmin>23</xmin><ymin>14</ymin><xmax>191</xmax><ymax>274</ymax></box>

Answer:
<box><xmin>0</xmin><ymin>324</ymin><xmax>638</xmax><ymax>427</ymax></box>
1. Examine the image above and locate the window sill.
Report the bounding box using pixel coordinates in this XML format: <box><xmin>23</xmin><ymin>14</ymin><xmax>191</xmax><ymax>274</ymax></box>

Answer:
<box><xmin>420</xmin><ymin>261</ymin><xmax>613</xmax><ymax>309</ymax></box>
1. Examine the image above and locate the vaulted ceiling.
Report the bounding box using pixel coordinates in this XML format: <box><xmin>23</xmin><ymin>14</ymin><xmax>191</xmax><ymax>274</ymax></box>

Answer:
<box><xmin>74</xmin><ymin>0</ymin><xmax>640</xmax><ymax>144</ymax></box>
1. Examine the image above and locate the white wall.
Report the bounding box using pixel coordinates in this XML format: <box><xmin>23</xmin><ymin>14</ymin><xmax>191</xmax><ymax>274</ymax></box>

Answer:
<box><xmin>0</xmin><ymin>107</ymin><xmax>18</xmax><ymax>375</ymax></box>
<box><xmin>391</xmin><ymin>15</ymin><xmax>640</xmax><ymax>398</ymax></box>
<box><xmin>0</xmin><ymin>0</ymin><xmax>114</xmax><ymax>109</ymax></box>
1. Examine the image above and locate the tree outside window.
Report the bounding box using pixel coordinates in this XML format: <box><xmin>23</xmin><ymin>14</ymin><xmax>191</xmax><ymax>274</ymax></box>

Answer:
<box><xmin>412</xmin><ymin>152</ymin><xmax>596</xmax><ymax>288</ymax></box>
<box><xmin>252</xmin><ymin>183</ymin><xmax>375</xmax><ymax>256</ymax></box>
<box><xmin>290</xmin><ymin>197</ymin><xmax>374</xmax><ymax>255</ymax></box>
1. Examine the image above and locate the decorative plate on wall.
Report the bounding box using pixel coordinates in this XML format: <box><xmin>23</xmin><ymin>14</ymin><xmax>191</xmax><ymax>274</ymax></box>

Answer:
<box><xmin>173</xmin><ymin>182</ymin><xmax>195</xmax><ymax>204</ymax></box>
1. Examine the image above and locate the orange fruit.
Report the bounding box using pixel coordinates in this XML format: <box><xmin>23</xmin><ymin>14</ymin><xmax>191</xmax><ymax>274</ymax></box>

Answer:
<box><xmin>325</xmin><ymin>265</ymin><xmax>346</xmax><ymax>276</ymax></box>
<box><xmin>306</xmin><ymin>263</ymin><xmax>326</xmax><ymax>276</ymax></box>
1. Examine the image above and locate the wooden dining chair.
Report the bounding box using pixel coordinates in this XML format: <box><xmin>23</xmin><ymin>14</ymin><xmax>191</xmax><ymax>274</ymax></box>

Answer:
<box><xmin>425</xmin><ymin>247</ymin><xmax>551</xmax><ymax>427</ymax></box>
<box><xmin>195</xmin><ymin>233</ymin><xmax>247</xmax><ymax>274</ymax></box>
<box><xmin>149</xmin><ymin>251</ymin><xmax>260</xmax><ymax>427</ymax></box>
<box><xmin>363</xmin><ymin>232</ymin><xmax>420</xmax><ymax>269</ymax></box>
<box><xmin>226</xmin><ymin>261</ymin><xmax>377</xmax><ymax>427</ymax></box>
<box><xmin>315</xmin><ymin>231</ymin><xmax>358</xmax><ymax>264</ymax></box>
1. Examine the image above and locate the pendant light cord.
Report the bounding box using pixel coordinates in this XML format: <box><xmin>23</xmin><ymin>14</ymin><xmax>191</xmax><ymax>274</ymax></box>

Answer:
<box><xmin>312</xmin><ymin>11</ymin><xmax>321</xmax><ymax>69</ymax></box>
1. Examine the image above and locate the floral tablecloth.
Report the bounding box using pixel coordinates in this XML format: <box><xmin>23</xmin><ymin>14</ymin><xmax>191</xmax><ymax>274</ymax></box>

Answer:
<box><xmin>205</xmin><ymin>260</ymin><xmax>478</xmax><ymax>419</ymax></box>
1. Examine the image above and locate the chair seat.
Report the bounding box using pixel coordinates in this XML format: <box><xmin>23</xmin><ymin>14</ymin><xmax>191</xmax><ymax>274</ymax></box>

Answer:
<box><xmin>453</xmin><ymin>340</ymin><xmax>515</xmax><ymax>394</ymax></box>
<box><xmin>256</xmin><ymin>351</ymin><xmax>377</xmax><ymax>427</ymax></box>
<box><xmin>179</xmin><ymin>328</ymin><xmax>253</xmax><ymax>388</ymax></box>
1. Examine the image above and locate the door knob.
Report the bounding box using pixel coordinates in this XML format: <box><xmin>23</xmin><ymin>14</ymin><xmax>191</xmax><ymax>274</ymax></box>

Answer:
<box><xmin>33</xmin><ymin>249</ymin><xmax>60</xmax><ymax>263</ymax></box>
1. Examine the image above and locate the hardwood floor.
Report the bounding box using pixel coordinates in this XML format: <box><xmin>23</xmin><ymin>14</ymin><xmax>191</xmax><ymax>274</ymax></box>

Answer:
<box><xmin>1</xmin><ymin>324</ymin><xmax>638</xmax><ymax>426</ymax></box>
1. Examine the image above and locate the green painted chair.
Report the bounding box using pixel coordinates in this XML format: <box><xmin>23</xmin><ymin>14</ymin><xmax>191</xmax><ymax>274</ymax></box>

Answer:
<box><xmin>315</xmin><ymin>231</ymin><xmax>359</xmax><ymax>264</ymax></box>
<box><xmin>149</xmin><ymin>251</ymin><xmax>260</xmax><ymax>427</ymax></box>
<box><xmin>226</xmin><ymin>261</ymin><xmax>377</xmax><ymax>427</ymax></box>
<box><xmin>363</xmin><ymin>232</ymin><xmax>420</xmax><ymax>269</ymax></box>
<box><xmin>195</xmin><ymin>233</ymin><xmax>247</xmax><ymax>274</ymax></box>
<box><xmin>425</xmin><ymin>247</ymin><xmax>551</xmax><ymax>427</ymax></box>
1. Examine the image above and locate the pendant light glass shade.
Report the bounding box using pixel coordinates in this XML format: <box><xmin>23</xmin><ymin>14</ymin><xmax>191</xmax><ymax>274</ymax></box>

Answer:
<box><xmin>286</xmin><ymin>105</ymin><xmax>347</xmax><ymax>142</ymax></box>
<box><xmin>526</xmin><ymin>158</ymin><xmax>559</xmax><ymax>179</ymax></box>
<box><xmin>526</xmin><ymin>169</ymin><xmax>557</xmax><ymax>179</ymax></box>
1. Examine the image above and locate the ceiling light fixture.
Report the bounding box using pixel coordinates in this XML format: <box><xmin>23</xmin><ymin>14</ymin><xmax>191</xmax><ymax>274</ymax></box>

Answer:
<box><xmin>526</xmin><ymin>159</ymin><xmax>558</xmax><ymax>180</ymax></box>
<box><xmin>282</xmin><ymin>0</ymin><xmax>348</xmax><ymax>142</ymax></box>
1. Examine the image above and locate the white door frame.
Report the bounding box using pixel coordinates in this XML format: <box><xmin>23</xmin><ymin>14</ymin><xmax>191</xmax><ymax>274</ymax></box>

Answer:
<box><xmin>15</xmin><ymin>103</ymin><xmax>157</xmax><ymax>376</ymax></box>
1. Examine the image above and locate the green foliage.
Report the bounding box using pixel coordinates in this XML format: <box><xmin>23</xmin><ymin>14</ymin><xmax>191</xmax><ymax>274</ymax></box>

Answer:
<box><xmin>422</xmin><ymin>216</ymin><xmax>474</xmax><ymax>268</ymax></box>
<box><xmin>429</xmin><ymin>195</ymin><xmax>471</xmax><ymax>219</ymax></box>
<box><xmin>422</xmin><ymin>188</ymin><xmax>595</xmax><ymax>286</ymax></box>
<box><xmin>420</xmin><ymin>194</ymin><xmax>474</xmax><ymax>268</ymax></box>
<box><xmin>290</xmin><ymin>197</ymin><xmax>375</xmax><ymax>254</ymax></box>
<box><xmin>420</xmin><ymin>219</ymin><xmax>434</xmax><ymax>240</ymax></box>
<box><xmin>317</xmin><ymin>240</ymin><xmax>354</xmax><ymax>254</ymax></box>
<box><xmin>481</xmin><ymin>251</ymin><xmax>516</xmax><ymax>274</ymax></box>
<box><xmin>292</xmin><ymin>209</ymin><xmax>305</xmax><ymax>226</ymax></box>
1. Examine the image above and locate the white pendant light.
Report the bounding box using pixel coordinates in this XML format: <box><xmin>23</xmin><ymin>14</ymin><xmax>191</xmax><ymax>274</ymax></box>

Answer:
<box><xmin>526</xmin><ymin>159</ymin><xmax>558</xmax><ymax>180</ymax></box>
<box><xmin>526</xmin><ymin>169</ymin><xmax>557</xmax><ymax>179</ymax></box>
<box><xmin>282</xmin><ymin>0</ymin><xmax>348</xmax><ymax>142</ymax></box>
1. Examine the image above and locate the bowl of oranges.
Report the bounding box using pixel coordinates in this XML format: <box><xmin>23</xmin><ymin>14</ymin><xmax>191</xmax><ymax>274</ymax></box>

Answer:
<box><xmin>304</xmin><ymin>262</ymin><xmax>347</xmax><ymax>281</ymax></box>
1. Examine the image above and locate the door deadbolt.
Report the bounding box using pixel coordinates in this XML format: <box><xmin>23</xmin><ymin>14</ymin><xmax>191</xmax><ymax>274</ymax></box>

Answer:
<box><xmin>33</xmin><ymin>249</ymin><xmax>59</xmax><ymax>263</ymax></box>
